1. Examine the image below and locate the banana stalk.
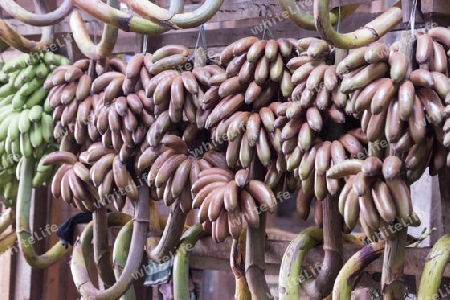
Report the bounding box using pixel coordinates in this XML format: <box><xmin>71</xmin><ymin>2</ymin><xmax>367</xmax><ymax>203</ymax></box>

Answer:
<box><xmin>245</xmin><ymin>156</ymin><xmax>271</xmax><ymax>299</ymax></box>
<box><xmin>231</xmin><ymin>231</ymin><xmax>252</xmax><ymax>300</ymax></box>
<box><xmin>16</xmin><ymin>157</ymin><xmax>71</xmax><ymax>268</ymax></box>
<box><xmin>277</xmin><ymin>0</ymin><xmax>359</xmax><ymax>31</ymax></box>
<box><xmin>71</xmin><ymin>185</ymin><xmax>149</xmax><ymax>300</ymax></box>
<box><xmin>69</xmin><ymin>0</ymin><xmax>120</xmax><ymax>60</ymax></box>
<box><xmin>173</xmin><ymin>224</ymin><xmax>208</xmax><ymax>300</ymax></box>
<box><xmin>113</xmin><ymin>220</ymin><xmax>136</xmax><ymax>300</ymax></box>
<box><xmin>332</xmin><ymin>240</ymin><xmax>386</xmax><ymax>299</ymax></box>
<box><xmin>303</xmin><ymin>108</ymin><xmax>346</xmax><ymax>299</ymax></box>
<box><xmin>314</xmin><ymin>0</ymin><xmax>403</xmax><ymax>48</ymax></box>
<box><xmin>0</xmin><ymin>0</ymin><xmax>73</xmax><ymax>26</ymax></box>
<box><xmin>279</xmin><ymin>227</ymin><xmax>363</xmax><ymax>299</ymax></box>
<box><xmin>70</xmin><ymin>0</ymin><xmax>170</xmax><ymax>35</ymax></box>
<box><xmin>121</xmin><ymin>0</ymin><xmax>224</xmax><ymax>29</ymax></box>
<box><xmin>0</xmin><ymin>208</ymin><xmax>13</xmax><ymax>235</ymax></box>
<box><xmin>147</xmin><ymin>199</ymin><xmax>187</xmax><ymax>262</ymax></box>
<box><xmin>0</xmin><ymin>231</ymin><xmax>17</xmax><ymax>255</ymax></box>
<box><xmin>80</xmin><ymin>213</ymin><xmax>132</xmax><ymax>276</ymax></box>
<box><xmin>278</xmin><ymin>227</ymin><xmax>323</xmax><ymax>300</ymax></box>
<box><xmin>0</xmin><ymin>16</ymin><xmax>52</xmax><ymax>52</ymax></box>
<box><xmin>93</xmin><ymin>206</ymin><xmax>117</xmax><ymax>288</ymax></box>
<box><xmin>417</xmin><ymin>234</ymin><xmax>450</xmax><ymax>298</ymax></box>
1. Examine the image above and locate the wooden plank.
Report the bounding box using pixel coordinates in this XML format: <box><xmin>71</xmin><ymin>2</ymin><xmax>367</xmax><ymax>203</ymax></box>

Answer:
<box><xmin>188</xmin><ymin>237</ymin><xmax>450</xmax><ymax>277</ymax></box>
<box><xmin>421</xmin><ymin>0</ymin><xmax>450</xmax><ymax>16</ymax></box>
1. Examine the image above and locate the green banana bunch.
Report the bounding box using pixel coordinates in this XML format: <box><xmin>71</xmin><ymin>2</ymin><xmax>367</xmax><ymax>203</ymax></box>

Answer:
<box><xmin>0</xmin><ymin>52</ymin><xmax>68</xmax><ymax>206</ymax></box>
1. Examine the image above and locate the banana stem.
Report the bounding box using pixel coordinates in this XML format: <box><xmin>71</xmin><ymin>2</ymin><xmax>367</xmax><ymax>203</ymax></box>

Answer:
<box><xmin>332</xmin><ymin>240</ymin><xmax>386</xmax><ymax>299</ymax></box>
<box><xmin>113</xmin><ymin>219</ymin><xmax>137</xmax><ymax>300</ymax></box>
<box><xmin>277</xmin><ymin>0</ymin><xmax>359</xmax><ymax>31</ymax></box>
<box><xmin>0</xmin><ymin>18</ymin><xmax>50</xmax><ymax>52</ymax></box>
<box><xmin>303</xmin><ymin>194</ymin><xmax>343</xmax><ymax>299</ymax></box>
<box><xmin>16</xmin><ymin>157</ymin><xmax>71</xmax><ymax>268</ymax></box>
<box><xmin>417</xmin><ymin>234</ymin><xmax>450</xmax><ymax>298</ymax></box>
<box><xmin>69</xmin><ymin>0</ymin><xmax>120</xmax><ymax>60</ymax></box>
<box><xmin>231</xmin><ymin>232</ymin><xmax>252</xmax><ymax>300</ymax></box>
<box><xmin>0</xmin><ymin>208</ymin><xmax>14</xmax><ymax>235</ymax></box>
<box><xmin>314</xmin><ymin>0</ymin><xmax>403</xmax><ymax>48</ymax></box>
<box><xmin>169</xmin><ymin>0</ymin><xmax>185</xmax><ymax>14</ymax></box>
<box><xmin>122</xmin><ymin>0</ymin><xmax>224</xmax><ymax>29</ymax></box>
<box><xmin>148</xmin><ymin>199</ymin><xmax>187</xmax><ymax>262</ymax></box>
<box><xmin>71</xmin><ymin>185</ymin><xmax>149</xmax><ymax>300</ymax></box>
<box><xmin>0</xmin><ymin>0</ymin><xmax>73</xmax><ymax>26</ymax></box>
<box><xmin>93</xmin><ymin>206</ymin><xmax>117</xmax><ymax>288</ymax></box>
<box><xmin>0</xmin><ymin>231</ymin><xmax>17</xmax><ymax>255</ymax></box>
<box><xmin>381</xmin><ymin>227</ymin><xmax>407</xmax><ymax>299</ymax></box>
<box><xmin>71</xmin><ymin>0</ymin><xmax>169</xmax><ymax>35</ymax></box>
<box><xmin>173</xmin><ymin>224</ymin><xmax>208</xmax><ymax>300</ymax></box>
<box><xmin>246</xmin><ymin>212</ymin><xmax>271</xmax><ymax>299</ymax></box>
<box><xmin>278</xmin><ymin>227</ymin><xmax>324</xmax><ymax>300</ymax></box>
<box><xmin>33</xmin><ymin>0</ymin><xmax>54</xmax><ymax>45</ymax></box>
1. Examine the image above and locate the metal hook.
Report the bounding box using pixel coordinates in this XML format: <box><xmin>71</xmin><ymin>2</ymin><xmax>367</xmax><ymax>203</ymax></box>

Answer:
<box><xmin>142</xmin><ymin>34</ymin><xmax>148</xmax><ymax>54</ymax></box>
<box><xmin>262</xmin><ymin>4</ymin><xmax>275</xmax><ymax>40</ymax></box>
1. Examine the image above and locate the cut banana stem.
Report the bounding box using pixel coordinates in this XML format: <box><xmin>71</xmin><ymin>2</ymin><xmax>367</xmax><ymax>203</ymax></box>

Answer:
<box><xmin>0</xmin><ymin>0</ymin><xmax>73</xmax><ymax>26</ymax></box>
<box><xmin>417</xmin><ymin>234</ymin><xmax>450</xmax><ymax>299</ymax></box>
<box><xmin>71</xmin><ymin>185</ymin><xmax>149</xmax><ymax>300</ymax></box>
<box><xmin>332</xmin><ymin>240</ymin><xmax>385</xmax><ymax>299</ymax></box>
<box><xmin>173</xmin><ymin>224</ymin><xmax>208</xmax><ymax>300</ymax></box>
<box><xmin>16</xmin><ymin>157</ymin><xmax>71</xmax><ymax>268</ymax></box>
<box><xmin>113</xmin><ymin>220</ymin><xmax>137</xmax><ymax>300</ymax></box>
<box><xmin>314</xmin><ymin>0</ymin><xmax>402</xmax><ymax>49</ymax></box>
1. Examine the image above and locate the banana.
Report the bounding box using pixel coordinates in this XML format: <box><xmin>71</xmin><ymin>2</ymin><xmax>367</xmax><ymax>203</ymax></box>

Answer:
<box><xmin>361</xmin><ymin>156</ymin><xmax>383</xmax><ymax>177</ymax></box>
<box><xmin>307</xmin><ymin>40</ymin><xmax>329</xmax><ymax>58</ymax></box>
<box><xmin>296</xmin><ymin>189</ymin><xmax>313</xmax><ymax>220</ymax></box>
<box><xmin>233</xmin><ymin>36</ymin><xmax>259</xmax><ymax>57</ymax></box>
<box><xmin>315</xmin><ymin>141</ymin><xmax>331</xmax><ymax>175</ymax></box>
<box><xmin>314</xmin><ymin>200</ymin><xmax>323</xmax><ymax>228</ymax></box>
<box><xmin>148</xmin><ymin>54</ymin><xmax>188</xmax><ymax>75</ymax></box>
<box><xmin>364</xmin><ymin>43</ymin><xmax>389</xmax><ymax>63</ymax></box>
<box><xmin>265</xmin><ymin>40</ymin><xmax>279</xmax><ymax>61</ymax></box>
<box><xmin>226</xmin><ymin>133</ymin><xmax>241</xmax><ymax>168</ymax></box>
<box><xmin>306</xmin><ymin>106</ymin><xmax>322</xmax><ymax>131</ymax></box>
<box><xmin>371</xmin><ymin>78</ymin><xmax>397</xmax><ymax>115</ymax></box>
<box><xmin>269</xmin><ymin>54</ymin><xmax>283</xmax><ymax>82</ymax></box>
<box><xmin>239</xmin><ymin>134</ymin><xmax>253</xmax><ymax>168</ymax></box>
<box><xmin>343</xmin><ymin>188</ymin><xmax>359</xmax><ymax>230</ymax></box>
<box><xmin>416</xmin><ymin>87</ymin><xmax>443</xmax><ymax>125</ymax></box>
<box><xmin>240</xmin><ymin>189</ymin><xmax>260</xmax><ymax>228</ymax></box>
<box><xmin>340</xmin><ymin>62</ymin><xmax>389</xmax><ymax>93</ymax></box>
<box><xmin>254</xmin><ymin>56</ymin><xmax>270</xmax><ymax>85</ymax></box>
<box><xmin>339</xmin><ymin>134</ymin><xmax>365</xmax><ymax>158</ymax></box>
<box><xmin>431</xmin><ymin>41</ymin><xmax>448</xmax><ymax>75</ymax></box>
<box><xmin>410</xmin><ymin>69</ymin><xmax>434</xmax><ymax>88</ymax></box>
<box><xmin>398</xmin><ymin>80</ymin><xmax>415</xmax><ymax>121</ymax></box>
<box><xmin>372</xmin><ymin>180</ymin><xmax>396</xmax><ymax>223</ymax></box>
<box><xmin>306</xmin><ymin>64</ymin><xmax>328</xmax><ymax>91</ymax></box>
<box><xmin>299</xmin><ymin>145</ymin><xmax>317</xmax><ymax>180</ymax></box>
<box><xmin>386</xmin><ymin>178</ymin><xmax>412</xmax><ymax>220</ymax></box>
<box><xmin>256</xmin><ymin>129</ymin><xmax>271</xmax><ymax>167</ymax></box>
<box><xmin>408</xmin><ymin>95</ymin><xmax>426</xmax><ymax>144</ymax></box>
<box><xmin>432</xmin><ymin>72</ymin><xmax>450</xmax><ymax>100</ymax></box>
<box><xmin>366</xmin><ymin>105</ymin><xmax>388</xmax><ymax>142</ymax></box>
<box><xmin>226</xmin><ymin>53</ymin><xmax>247</xmax><ymax>78</ymax></box>
<box><xmin>359</xmin><ymin>189</ymin><xmax>380</xmax><ymax>229</ymax></box>
<box><xmin>298</xmin><ymin>123</ymin><xmax>314</xmax><ymax>152</ymax></box>
<box><xmin>389</xmin><ymin>52</ymin><xmax>408</xmax><ymax>82</ymax></box>
<box><xmin>292</xmin><ymin>61</ymin><xmax>322</xmax><ymax>85</ymax></box>
<box><xmin>247</xmin><ymin>40</ymin><xmax>267</xmax><ymax>62</ymax></box>
<box><xmin>385</xmin><ymin>98</ymin><xmax>403</xmax><ymax>143</ymax></box>
<box><xmin>207</xmin><ymin>187</ymin><xmax>226</xmax><ymax>222</ymax></box>
<box><xmin>327</xmin><ymin>159</ymin><xmax>363</xmax><ymax>179</ymax></box>
<box><xmin>193</xmin><ymin>181</ymin><xmax>227</xmax><ymax>210</ymax></box>
<box><xmin>90</xmin><ymin>153</ymin><xmax>115</xmax><ymax>186</ymax></box>
<box><xmin>416</xmin><ymin>34</ymin><xmax>433</xmax><ymax>64</ymax></box>
<box><xmin>337</xmin><ymin>47</ymin><xmax>368</xmax><ymax>75</ymax></box>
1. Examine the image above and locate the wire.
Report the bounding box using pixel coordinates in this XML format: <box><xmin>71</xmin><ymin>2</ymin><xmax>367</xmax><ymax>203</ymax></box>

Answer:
<box><xmin>262</xmin><ymin>4</ymin><xmax>275</xmax><ymax>40</ymax></box>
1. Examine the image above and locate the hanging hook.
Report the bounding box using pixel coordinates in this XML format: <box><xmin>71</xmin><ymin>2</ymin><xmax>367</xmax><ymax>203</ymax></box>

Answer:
<box><xmin>142</xmin><ymin>34</ymin><xmax>148</xmax><ymax>54</ymax></box>
<box><xmin>262</xmin><ymin>4</ymin><xmax>275</xmax><ymax>40</ymax></box>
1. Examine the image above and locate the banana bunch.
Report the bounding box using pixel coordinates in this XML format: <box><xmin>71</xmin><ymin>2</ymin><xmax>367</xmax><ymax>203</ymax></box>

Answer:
<box><xmin>293</xmin><ymin>130</ymin><xmax>368</xmax><ymax>219</ymax></box>
<box><xmin>0</xmin><ymin>158</ymin><xmax>19</xmax><ymax>207</ymax></box>
<box><xmin>42</xmin><ymin>151</ymin><xmax>102</xmax><ymax>211</ymax></box>
<box><xmin>191</xmin><ymin>167</ymin><xmax>276</xmax><ymax>242</ymax></box>
<box><xmin>136</xmin><ymin>135</ymin><xmax>228</xmax><ymax>213</ymax></box>
<box><xmin>45</xmin><ymin>58</ymin><xmax>129</xmax><ymax>154</ymax></box>
<box><xmin>327</xmin><ymin>156</ymin><xmax>420</xmax><ymax>236</ymax></box>
<box><xmin>0</xmin><ymin>53</ymin><xmax>63</xmax><ymax>159</ymax></box>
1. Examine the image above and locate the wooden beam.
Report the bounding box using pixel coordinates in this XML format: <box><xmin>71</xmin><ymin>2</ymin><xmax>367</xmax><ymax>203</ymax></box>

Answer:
<box><xmin>188</xmin><ymin>237</ymin><xmax>450</xmax><ymax>277</ymax></box>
